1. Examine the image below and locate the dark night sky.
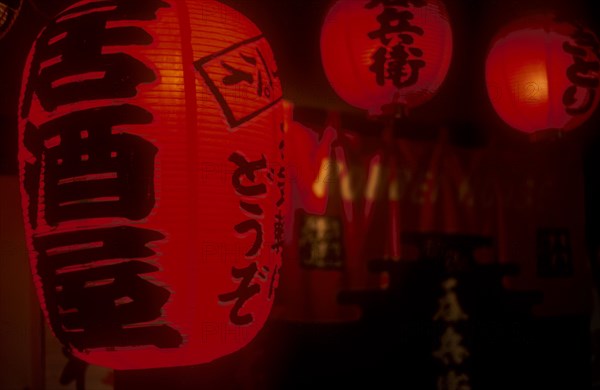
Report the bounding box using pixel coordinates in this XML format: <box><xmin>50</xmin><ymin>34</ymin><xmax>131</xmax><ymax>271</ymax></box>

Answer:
<box><xmin>1</xmin><ymin>0</ymin><xmax>600</xmax><ymax>174</ymax></box>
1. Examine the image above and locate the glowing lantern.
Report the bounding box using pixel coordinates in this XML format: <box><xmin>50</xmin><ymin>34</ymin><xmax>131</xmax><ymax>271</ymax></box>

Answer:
<box><xmin>486</xmin><ymin>14</ymin><xmax>600</xmax><ymax>136</ymax></box>
<box><xmin>18</xmin><ymin>0</ymin><xmax>284</xmax><ymax>370</ymax></box>
<box><xmin>0</xmin><ymin>0</ymin><xmax>21</xmax><ymax>40</ymax></box>
<box><xmin>320</xmin><ymin>0</ymin><xmax>453</xmax><ymax>116</ymax></box>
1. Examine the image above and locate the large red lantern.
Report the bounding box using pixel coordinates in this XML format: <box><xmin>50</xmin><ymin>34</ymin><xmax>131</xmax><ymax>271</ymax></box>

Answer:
<box><xmin>18</xmin><ymin>0</ymin><xmax>284</xmax><ymax>370</ymax></box>
<box><xmin>486</xmin><ymin>14</ymin><xmax>600</xmax><ymax>136</ymax></box>
<box><xmin>320</xmin><ymin>0</ymin><xmax>453</xmax><ymax>115</ymax></box>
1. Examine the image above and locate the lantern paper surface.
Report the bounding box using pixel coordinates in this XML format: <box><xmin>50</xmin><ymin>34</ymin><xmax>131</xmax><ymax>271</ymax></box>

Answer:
<box><xmin>18</xmin><ymin>0</ymin><xmax>284</xmax><ymax>370</ymax></box>
<box><xmin>320</xmin><ymin>0</ymin><xmax>453</xmax><ymax>115</ymax></box>
<box><xmin>485</xmin><ymin>14</ymin><xmax>600</xmax><ymax>134</ymax></box>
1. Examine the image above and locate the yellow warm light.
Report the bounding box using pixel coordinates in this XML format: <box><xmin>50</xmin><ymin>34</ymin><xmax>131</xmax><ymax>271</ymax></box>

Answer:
<box><xmin>515</xmin><ymin>63</ymin><xmax>549</xmax><ymax>104</ymax></box>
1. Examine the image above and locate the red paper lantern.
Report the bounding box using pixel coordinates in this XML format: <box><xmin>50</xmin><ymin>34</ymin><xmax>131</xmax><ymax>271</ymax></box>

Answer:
<box><xmin>18</xmin><ymin>0</ymin><xmax>284</xmax><ymax>370</ymax></box>
<box><xmin>320</xmin><ymin>0</ymin><xmax>453</xmax><ymax>115</ymax></box>
<box><xmin>485</xmin><ymin>14</ymin><xmax>600</xmax><ymax>136</ymax></box>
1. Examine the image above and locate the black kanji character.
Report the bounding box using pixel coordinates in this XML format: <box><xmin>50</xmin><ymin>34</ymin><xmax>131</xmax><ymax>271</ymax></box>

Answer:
<box><xmin>271</xmin><ymin>211</ymin><xmax>284</xmax><ymax>255</ymax></box>
<box><xmin>240</xmin><ymin>201</ymin><xmax>264</xmax><ymax>217</ymax></box>
<box><xmin>218</xmin><ymin>263</ymin><xmax>261</xmax><ymax>326</ymax></box>
<box><xmin>34</xmin><ymin>226</ymin><xmax>182</xmax><ymax>350</ymax></box>
<box><xmin>367</xmin><ymin>7</ymin><xmax>424</xmax><ymax>46</ymax></box>
<box><xmin>22</xmin><ymin>120</ymin><xmax>44</xmax><ymax>228</ymax></box>
<box><xmin>19</xmin><ymin>0</ymin><xmax>168</xmax><ymax>227</ymax></box>
<box><xmin>276</xmin><ymin>181</ymin><xmax>285</xmax><ymax>207</ymax></box>
<box><xmin>564</xmin><ymin>42</ymin><xmax>600</xmax><ymax>88</ymax></box>
<box><xmin>571</xmin><ymin>26</ymin><xmax>600</xmax><ymax>59</ymax></box>
<box><xmin>25</xmin><ymin>104</ymin><xmax>157</xmax><ymax>226</ymax></box>
<box><xmin>229</xmin><ymin>152</ymin><xmax>267</xmax><ymax>197</ymax></box>
<box><xmin>235</xmin><ymin>219</ymin><xmax>263</xmax><ymax>258</ymax></box>
<box><xmin>563</xmin><ymin>85</ymin><xmax>597</xmax><ymax>115</ymax></box>
<box><xmin>562</xmin><ymin>41</ymin><xmax>600</xmax><ymax>115</ymax></box>
<box><xmin>370</xmin><ymin>43</ymin><xmax>425</xmax><ymax>88</ymax></box>
<box><xmin>267</xmin><ymin>165</ymin><xmax>286</xmax><ymax>207</ymax></box>
<box><xmin>222</xmin><ymin>59</ymin><xmax>254</xmax><ymax>86</ymax></box>
<box><xmin>221</xmin><ymin>49</ymin><xmax>277</xmax><ymax>98</ymax></box>
<box><xmin>20</xmin><ymin>0</ymin><xmax>168</xmax><ymax>116</ymax></box>
<box><xmin>256</xmin><ymin>47</ymin><xmax>278</xmax><ymax>98</ymax></box>
<box><xmin>268</xmin><ymin>265</ymin><xmax>279</xmax><ymax>300</ymax></box>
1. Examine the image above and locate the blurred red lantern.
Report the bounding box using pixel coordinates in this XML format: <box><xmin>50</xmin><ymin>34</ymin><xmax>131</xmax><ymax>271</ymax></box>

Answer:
<box><xmin>320</xmin><ymin>0</ymin><xmax>453</xmax><ymax>116</ymax></box>
<box><xmin>18</xmin><ymin>0</ymin><xmax>284</xmax><ymax>369</ymax></box>
<box><xmin>486</xmin><ymin>14</ymin><xmax>600</xmax><ymax>136</ymax></box>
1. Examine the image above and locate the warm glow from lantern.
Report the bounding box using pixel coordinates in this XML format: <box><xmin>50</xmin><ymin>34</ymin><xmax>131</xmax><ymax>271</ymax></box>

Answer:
<box><xmin>518</xmin><ymin>65</ymin><xmax>550</xmax><ymax>103</ymax></box>
<box><xmin>486</xmin><ymin>15</ymin><xmax>600</xmax><ymax>135</ymax></box>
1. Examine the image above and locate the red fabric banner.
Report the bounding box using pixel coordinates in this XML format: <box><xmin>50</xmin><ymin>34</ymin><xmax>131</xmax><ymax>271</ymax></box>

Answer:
<box><xmin>276</xmin><ymin>101</ymin><xmax>591</xmax><ymax>322</ymax></box>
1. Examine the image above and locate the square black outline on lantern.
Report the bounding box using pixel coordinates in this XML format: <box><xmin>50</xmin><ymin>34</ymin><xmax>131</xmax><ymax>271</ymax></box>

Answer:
<box><xmin>536</xmin><ymin>228</ymin><xmax>574</xmax><ymax>278</ymax></box>
<box><xmin>193</xmin><ymin>35</ymin><xmax>283</xmax><ymax>129</ymax></box>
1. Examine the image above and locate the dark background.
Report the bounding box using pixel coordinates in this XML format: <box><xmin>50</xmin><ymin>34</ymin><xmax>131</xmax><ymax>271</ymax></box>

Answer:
<box><xmin>1</xmin><ymin>0</ymin><xmax>600</xmax><ymax>389</ymax></box>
